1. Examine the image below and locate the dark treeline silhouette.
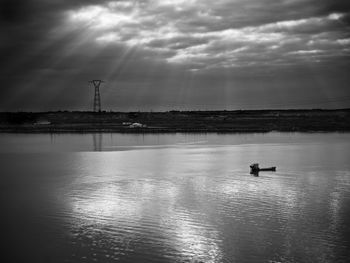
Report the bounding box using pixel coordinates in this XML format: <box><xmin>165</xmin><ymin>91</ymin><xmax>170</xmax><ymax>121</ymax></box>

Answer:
<box><xmin>0</xmin><ymin>109</ymin><xmax>350</xmax><ymax>133</ymax></box>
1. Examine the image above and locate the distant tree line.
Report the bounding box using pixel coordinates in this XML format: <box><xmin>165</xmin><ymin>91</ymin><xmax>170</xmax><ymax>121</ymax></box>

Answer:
<box><xmin>2</xmin><ymin>112</ymin><xmax>37</xmax><ymax>124</ymax></box>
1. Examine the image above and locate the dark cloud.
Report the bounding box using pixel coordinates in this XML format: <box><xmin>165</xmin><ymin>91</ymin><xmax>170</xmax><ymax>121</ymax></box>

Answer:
<box><xmin>0</xmin><ymin>0</ymin><xmax>30</xmax><ymax>23</ymax></box>
<box><xmin>0</xmin><ymin>0</ymin><xmax>350</xmax><ymax>111</ymax></box>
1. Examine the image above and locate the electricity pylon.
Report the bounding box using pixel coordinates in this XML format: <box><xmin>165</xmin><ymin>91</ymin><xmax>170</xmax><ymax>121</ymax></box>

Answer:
<box><xmin>89</xmin><ymin>80</ymin><xmax>104</xmax><ymax>112</ymax></box>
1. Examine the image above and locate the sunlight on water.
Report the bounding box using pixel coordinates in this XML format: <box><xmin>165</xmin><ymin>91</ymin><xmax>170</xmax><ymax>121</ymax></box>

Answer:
<box><xmin>1</xmin><ymin>133</ymin><xmax>350</xmax><ymax>263</ymax></box>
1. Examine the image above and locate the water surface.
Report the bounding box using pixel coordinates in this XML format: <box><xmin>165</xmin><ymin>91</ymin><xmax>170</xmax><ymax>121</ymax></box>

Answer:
<box><xmin>1</xmin><ymin>133</ymin><xmax>350</xmax><ymax>263</ymax></box>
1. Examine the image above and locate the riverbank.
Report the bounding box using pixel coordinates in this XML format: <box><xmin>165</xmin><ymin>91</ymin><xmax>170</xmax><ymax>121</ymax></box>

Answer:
<box><xmin>1</xmin><ymin>109</ymin><xmax>350</xmax><ymax>133</ymax></box>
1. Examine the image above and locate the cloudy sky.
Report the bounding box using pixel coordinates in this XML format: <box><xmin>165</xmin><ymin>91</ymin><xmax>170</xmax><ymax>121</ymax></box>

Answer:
<box><xmin>1</xmin><ymin>0</ymin><xmax>350</xmax><ymax>111</ymax></box>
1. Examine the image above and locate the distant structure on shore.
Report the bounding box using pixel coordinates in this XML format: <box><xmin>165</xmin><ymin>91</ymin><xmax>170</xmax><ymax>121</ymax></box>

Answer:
<box><xmin>89</xmin><ymin>80</ymin><xmax>104</xmax><ymax>112</ymax></box>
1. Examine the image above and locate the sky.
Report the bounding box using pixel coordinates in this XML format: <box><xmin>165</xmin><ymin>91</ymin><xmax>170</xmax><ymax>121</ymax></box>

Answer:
<box><xmin>1</xmin><ymin>0</ymin><xmax>350</xmax><ymax>111</ymax></box>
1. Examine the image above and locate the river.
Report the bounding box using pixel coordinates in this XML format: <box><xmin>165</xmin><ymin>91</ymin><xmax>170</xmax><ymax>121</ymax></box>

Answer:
<box><xmin>1</xmin><ymin>132</ymin><xmax>350</xmax><ymax>263</ymax></box>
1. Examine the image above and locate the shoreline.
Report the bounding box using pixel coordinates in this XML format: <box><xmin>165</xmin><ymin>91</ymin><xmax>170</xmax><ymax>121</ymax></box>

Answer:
<box><xmin>1</xmin><ymin>109</ymin><xmax>349</xmax><ymax>133</ymax></box>
<box><xmin>1</xmin><ymin>127</ymin><xmax>350</xmax><ymax>134</ymax></box>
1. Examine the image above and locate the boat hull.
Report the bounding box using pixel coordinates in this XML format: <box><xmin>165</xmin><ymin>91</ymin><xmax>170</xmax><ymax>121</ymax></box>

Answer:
<box><xmin>258</xmin><ymin>167</ymin><xmax>276</xmax><ymax>171</ymax></box>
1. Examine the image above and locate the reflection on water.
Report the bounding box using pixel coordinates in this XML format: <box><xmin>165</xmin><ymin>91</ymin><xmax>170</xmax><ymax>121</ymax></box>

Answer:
<box><xmin>250</xmin><ymin>170</ymin><xmax>259</xmax><ymax>176</ymax></box>
<box><xmin>93</xmin><ymin>133</ymin><xmax>102</xmax><ymax>151</ymax></box>
<box><xmin>1</xmin><ymin>133</ymin><xmax>350</xmax><ymax>263</ymax></box>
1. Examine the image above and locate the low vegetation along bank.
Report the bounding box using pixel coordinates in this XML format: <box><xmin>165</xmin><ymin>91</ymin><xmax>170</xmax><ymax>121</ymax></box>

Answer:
<box><xmin>0</xmin><ymin>109</ymin><xmax>350</xmax><ymax>133</ymax></box>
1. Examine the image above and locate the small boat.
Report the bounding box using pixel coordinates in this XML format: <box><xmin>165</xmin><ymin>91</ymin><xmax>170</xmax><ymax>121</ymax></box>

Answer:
<box><xmin>250</xmin><ymin>163</ymin><xmax>276</xmax><ymax>173</ymax></box>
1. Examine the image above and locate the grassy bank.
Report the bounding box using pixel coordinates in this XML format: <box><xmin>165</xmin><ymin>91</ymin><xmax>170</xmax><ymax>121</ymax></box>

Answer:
<box><xmin>1</xmin><ymin>109</ymin><xmax>350</xmax><ymax>133</ymax></box>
